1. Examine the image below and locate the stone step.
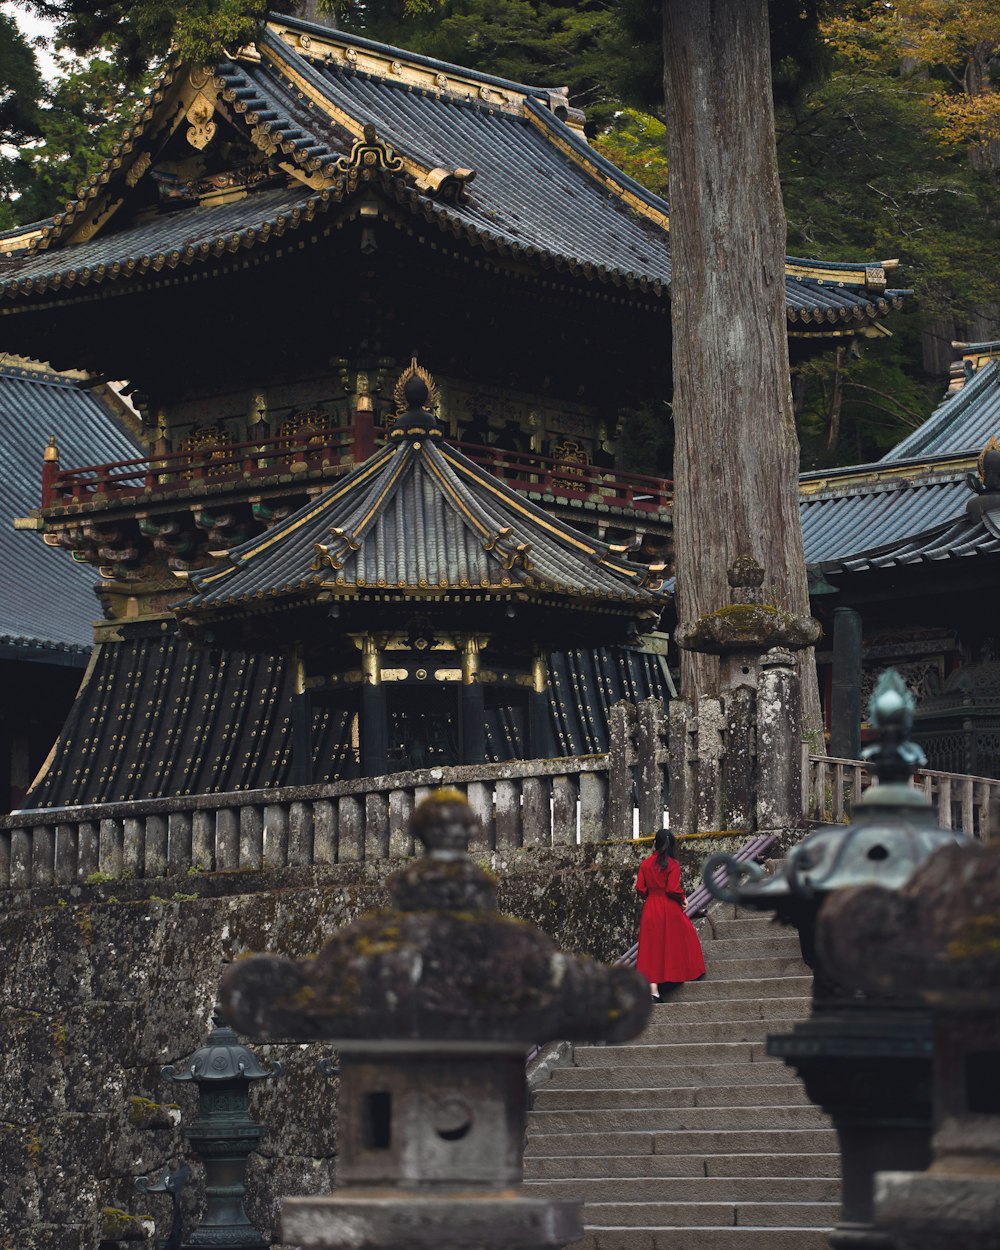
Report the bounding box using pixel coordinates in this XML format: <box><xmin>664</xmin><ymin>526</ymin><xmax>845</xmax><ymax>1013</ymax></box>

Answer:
<box><xmin>676</xmin><ymin>956</ymin><xmax>806</xmax><ymax>979</ymax></box>
<box><xmin>577</xmin><ymin>1225</ymin><xmax>832</xmax><ymax>1250</ymax></box>
<box><xmin>526</xmin><ymin>1104</ymin><xmax>827</xmax><ymax>1134</ymax></box>
<box><xmin>523</xmin><ymin>1128</ymin><xmax>838</xmax><ymax>1158</ymax></box>
<box><xmin>642</xmin><ymin>996</ymin><xmax>812</xmax><ymax>1024</ymax></box>
<box><xmin>548</xmin><ymin>1061</ymin><xmax>792</xmax><ymax>1090</ymax></box>
<box><xmin>635</xmin><ymin>1017</ymin><xmax>804</xmax><ymax>1045</ymax></box>
<box><xmin>708</xmin><ymin>918</ymin><xmax>787</xmax><ymax>939</ymax></box>
<box><xmin>534</xmin><ymin>1083</ymin><xmax>810</xmax><ymax>1111</ymax></box>
<box><xmin>695</xmin><ymin>936</ymin><xmax>802</xmax><ymax>959</ymax></box>
<box><xmin>585</xmin><ymin>1200</ymin><xmax>837</xmax><ymax>1229</ymax></box>
<box><xmin>575</xmin><ymin>1041</ymin><xmax>771</xmax><ymax>1066</ymax></box>
<box><xmin>525</xmin><ymin>1176</ymin><xmax>840</xmax><ymax>1203</ymax></box>
<box><xmin>662</xmin><ymin>975</ymin><xmax>812</xmax><ymax>1001</ymax></box>
<box><xmin>523</xmin><ymin>1153</ymin><xmax>842</xmax><ymax>1181</ymax></box>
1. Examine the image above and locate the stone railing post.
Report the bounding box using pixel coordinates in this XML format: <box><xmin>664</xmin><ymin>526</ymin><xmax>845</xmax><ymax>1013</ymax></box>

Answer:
<box><xmin>636</xmin><ymin>697</ymin><xmax>667</xmax><ymax>834</ymax></box>
<box><xmin>608</xmin><ymin>700</ymin><xmax>637</xmax><ymax>840</ymax></box>
<box><xmin>757</xmin><ymin>648</ymin><xmax>803</xmax><ymax>831</ymax></box>
<box><xmin>667</xmin><ymin>700</ymin><xmax>695</xmax><ymax>835</ymax></box>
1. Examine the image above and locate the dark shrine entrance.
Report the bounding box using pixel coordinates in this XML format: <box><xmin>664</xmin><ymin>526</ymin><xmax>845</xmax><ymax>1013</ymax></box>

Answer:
<box><xmin>387</xmin><ymin>686</ymin><xmax>460</xmax><ymax>772</ymax></box>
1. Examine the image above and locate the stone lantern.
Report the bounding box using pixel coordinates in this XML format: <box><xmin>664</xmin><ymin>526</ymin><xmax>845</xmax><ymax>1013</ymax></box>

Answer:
<box><xmin>702</xmin><ymin>670</ymin><xmax>970</xmax><ymax>1248</ymax></box>
<box><xmin>219</xmin><ymin>789</ymin><xmax>650</xmax><ymax>1250</ymax></box>
<box><xmin>148</xmin><ymin>1008</ymin><xmax>280</xmax><ymax>1250</ymax></box>
<box><xmin>819</xmin><ymin>840</ymin><xmax>1000</xmax><ymax>1250</ymax></box>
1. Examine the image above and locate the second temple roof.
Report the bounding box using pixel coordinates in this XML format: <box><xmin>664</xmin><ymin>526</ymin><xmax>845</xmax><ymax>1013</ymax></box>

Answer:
<box><xmin>180</xmin><ymin>367</ymin><xmax>667</xmax><ymax>624</ymax></box>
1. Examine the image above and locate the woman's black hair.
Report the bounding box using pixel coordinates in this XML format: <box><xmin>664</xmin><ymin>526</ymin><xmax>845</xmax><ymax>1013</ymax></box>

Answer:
<box><xmin>653</xmin><ymin>828</ymin><xmax>676</xmax><ymax>870</ymax></box>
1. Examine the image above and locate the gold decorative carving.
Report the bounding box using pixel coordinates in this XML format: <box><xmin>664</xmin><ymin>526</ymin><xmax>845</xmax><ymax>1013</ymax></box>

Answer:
<box><xmin>249</xmin><ymin>391</ymin><xmax>268</xmax><ymax>425</ymax></box>
<box><xmin>188</xmin><ymin>66</ymin><xmax>212</xmax><ymax>90</ymax></box>
<box><xmin>298</xmin><ymin>32</ymin><xmax>313</xmax><ymax>50</ymax></box>
<box><xmin>435</xmin><ymin>73</ymin><xmax>448</xmax><ymax>89</ymax></box>
<box><xmin>185</xmin><ymin>93</ymin><xmax>217</xmax><ymax>150</ymax></box>
<box><xmin>278</xmin><ymin>408</ymin><xmax>327</xmax><ymax>457</ymax></box>
<box><xmin>181</xmin><ymin>425</ymin><xmax>234</xmax><ymax>478</ymax></box>
<box><xmin>393</xmin><ymin>357</ymin><xmax>440</xmax><ymax>415</ymax></box>
<box><xmin>333</xmin><ymin>123</ymin><xmax>403</xmax><ymax>173</ymax></box>
<box><xmin>978</xmin><ymin>434</ymin><xmax>1000</xmax><ymax>483</ymax></box>
<box><xmin>390</xmin><ymin>59</ymin><xmax>403</xmax><ymax>75</ymax></box>
<box><xmin>345</xmin><ymin>47</ymin><xmax>358</xmax><ymax>65</ymax></box>
<box><xmin>551</xmin><ymin>437</ymin><xmax>589</xmax><ymax>493</ymax></box>
<box><xmin>864</xmin><ymin>265</ymin><xmax>887</xmax><ymax>294</ymax></box>
<box><xmin>125</xmin><ymin>151</ymin><xmax>152</xmax><ymax>188</ymax></box>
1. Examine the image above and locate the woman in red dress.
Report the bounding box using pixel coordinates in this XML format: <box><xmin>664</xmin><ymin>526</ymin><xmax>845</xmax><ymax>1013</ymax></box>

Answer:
<box><xmin>636</xmin><ymin>829</ymin><xmax>705</xmax><ymax>999</ymax></box>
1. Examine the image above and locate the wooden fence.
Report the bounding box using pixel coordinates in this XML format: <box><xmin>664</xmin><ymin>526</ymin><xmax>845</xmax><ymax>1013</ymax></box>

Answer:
<box><xmin>803</xmin><ymin>750</ymin><xmax>1000</xmax><ymax>840</ymax></box>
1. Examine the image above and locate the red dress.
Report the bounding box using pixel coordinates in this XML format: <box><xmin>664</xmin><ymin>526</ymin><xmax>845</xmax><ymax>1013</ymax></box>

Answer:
<box><xmin>635</xmin><ymin>854</ymin><xmax>706</xmax><ymax>984</ymax></box>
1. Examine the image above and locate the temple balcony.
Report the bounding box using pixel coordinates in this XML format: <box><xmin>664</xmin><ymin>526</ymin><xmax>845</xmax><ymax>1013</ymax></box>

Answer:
<box><xmin>37</xmin><ymin>425</ymin><xmax>672</xmax><ymax>577</ymax></box>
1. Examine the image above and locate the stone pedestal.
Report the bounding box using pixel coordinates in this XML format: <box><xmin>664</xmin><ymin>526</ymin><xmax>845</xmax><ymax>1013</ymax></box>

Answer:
<box><xmin>283</xmin><ymin>1192</ymin><xmax>582</xmax><ymax>1250</ymax></box>
<box><xmin>769</xmin><ymin>1005</ymin><xmax>933</xmax><ymax>1249</ymax></box>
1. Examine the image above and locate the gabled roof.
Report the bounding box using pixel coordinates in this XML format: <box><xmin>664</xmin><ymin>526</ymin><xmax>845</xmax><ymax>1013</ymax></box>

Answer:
<box><xmin>800</xmin><ymin>471</ymin><xmax>985</xmax><ymax>572</ymax></box>
<box><xmin>181</xmin><ymin>385</ymin><xmax>667</xmax><ymax>620</ymax></box>
<box><xmin>882</xmin><ymin>354</ymin><xmax>1000</xmax><ymax>463</ymax></box>
<box><xmin>799</xmin><ymin>345</ymin><xmax>1000</xmax><ymax>574</ymax></box>
<box><xmin>0</xmin><ymin>363</ymin><xmax>141</xmax><ymax>656</ymax></box>
<box><xmin>0</xmin><ymin>14</ymin><xmax>909</xmax><ymax>333</ymax></box>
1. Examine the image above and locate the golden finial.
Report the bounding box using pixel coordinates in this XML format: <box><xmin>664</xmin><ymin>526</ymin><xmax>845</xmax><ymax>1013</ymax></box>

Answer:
<box><xmin>393</xmin><ymin>356</ymin><xmax>440</xmax><ymax>416</ymax></box>
<box><xmin>43</xmin><ymin>434</ymin><xmax>59</xmax><ymax>463</ymax></box>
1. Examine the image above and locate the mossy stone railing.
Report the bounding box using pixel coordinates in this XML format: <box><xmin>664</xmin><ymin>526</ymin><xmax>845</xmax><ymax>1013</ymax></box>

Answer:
<box><xmin>0</xmin><ymin>701</ymin><xmax>669</xmax><ymax>888</ymax></box>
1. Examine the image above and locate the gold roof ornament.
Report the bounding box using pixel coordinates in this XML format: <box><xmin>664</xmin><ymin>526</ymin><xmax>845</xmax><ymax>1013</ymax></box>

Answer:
<box><xmin>977</xmin><ymin>433</ymin><xmax>1000</xmax><ymax>485</ymax></box>
<box><xmin>393</xmin><ymin>357</ymin><xmax>440</xmax><ymax>417</ymax></box>
<box><xmin>43</xmin><ymin>434</ymin><xmax>59</xmax><ymax>463</ymax></box>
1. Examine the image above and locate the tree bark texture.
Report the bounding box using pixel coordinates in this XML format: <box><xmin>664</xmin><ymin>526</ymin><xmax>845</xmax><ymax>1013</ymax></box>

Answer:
<box><xmin>663</xmin><ymin>0</ymin><xmax>822</xmax><ymax>739</ymax></box>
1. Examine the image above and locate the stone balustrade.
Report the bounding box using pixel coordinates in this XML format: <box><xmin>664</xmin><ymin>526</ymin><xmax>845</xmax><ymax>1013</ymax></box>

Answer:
<box><xmin>0</xmin><ymin>700</ymin><xmax>669</xmax><ymax>888</ymax></box>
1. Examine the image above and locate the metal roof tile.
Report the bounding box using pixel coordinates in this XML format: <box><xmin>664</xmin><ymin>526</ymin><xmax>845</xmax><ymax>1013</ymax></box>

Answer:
<box><xmin>882</xmin><ymin>361</ymin><xmax>1000</xmax><ymax>462</ymax></box>
<box><xmin>0</xmin><ymin>368</ymin><xmax>140</xmax><ymax>651</ymax></box>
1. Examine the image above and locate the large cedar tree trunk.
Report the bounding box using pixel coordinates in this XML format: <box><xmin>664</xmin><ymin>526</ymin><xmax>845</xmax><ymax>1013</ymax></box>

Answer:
<box><xmin>663</xmin><ymin>0</ymin><xmax>822</xmax><ymax>741</ymax></box>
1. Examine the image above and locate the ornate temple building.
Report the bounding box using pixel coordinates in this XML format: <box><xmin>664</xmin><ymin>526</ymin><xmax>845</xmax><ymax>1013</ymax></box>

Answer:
<box><xmin>0</xmin><ymin>15</ymin><xmax>911</xmax><ymax>805</ymax></box>
<box><xmin>800</xmin><ymin>341</ymin><xmax>1000</xmax><ymax>774</ymax></box>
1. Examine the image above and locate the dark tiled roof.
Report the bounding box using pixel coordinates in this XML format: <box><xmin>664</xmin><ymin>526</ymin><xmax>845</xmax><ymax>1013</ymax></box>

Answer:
<box><xmin>0</xmin><ymin>16</ymin><xmax>910</xmax><ymax>329</ymax></box>
<box><xmin>547</xmin><ymin>646</ymin><xmax>672</xmax><ymax>757</ymax></box>
<box><xmin>801</xmin><ymin>475</ymin><xmax>972</xmax><ymax>566</ymax></box>
<box><xmin>0</xmin><ymin>366</ymin><xmax>140</xmax><ymax>653</ymax></box>
<box><xmin>799</xmin><ymin>469</ymin><xmax>1000</xmax><ymax>573</ymax></box>
<box><xmin>0</xmin><ymin>186</ymin><xmax>333</xmax><ymax>296</ymax></box>
<box><xmin>881</xmin><ymin>360</ymin><xmax>1000</xmax><ymax>462</ymax></box>
<box><xmin>24</xmin><ymin>634</ymin><xmax>353</xmax><ymax>804</ymax></box>
<box><xmin>184</xmin><ymin>419</ymin><xmax>666</xmax><ymax>616</ymax></box>
<box><xmin>25</xmin><ymin>632</ymin><xmax>670</xmax><ymax>805</ymax></box>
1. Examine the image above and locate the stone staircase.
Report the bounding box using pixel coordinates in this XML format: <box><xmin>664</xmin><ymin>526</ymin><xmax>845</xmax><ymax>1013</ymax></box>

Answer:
<box><xmin>524</xmin><ymin>908</ymin><xmax>839</xmax><ymax>1249</ymax></box>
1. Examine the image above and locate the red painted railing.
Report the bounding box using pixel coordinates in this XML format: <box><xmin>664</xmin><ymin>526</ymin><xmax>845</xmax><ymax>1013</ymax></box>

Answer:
<box><xmin>450</xmin><ymin>439</ymin><xmax>672</xmax><ymax>514</ymax></box>
<box><xmin>41</xmin><ymin>427</ymin><xmax>673</xmax><ymax>514</ymax></box>
<box><xmin>42</xmin><ymin>426</ymin><xmax>357</xmax><ymax>505</ymax></box>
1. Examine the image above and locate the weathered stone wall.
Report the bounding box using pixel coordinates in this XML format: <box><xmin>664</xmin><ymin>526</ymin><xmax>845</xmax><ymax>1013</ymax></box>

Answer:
<box><xmin>0</xmin><ymin>843</ymin><xmax>649</xmax><ymax>1250</ymax></box>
